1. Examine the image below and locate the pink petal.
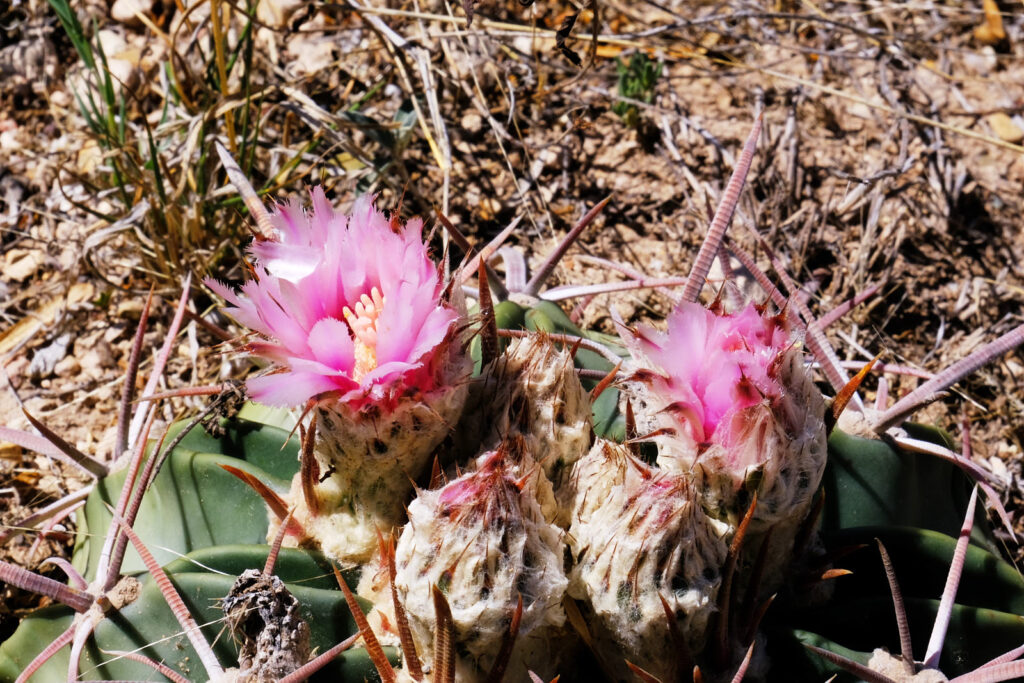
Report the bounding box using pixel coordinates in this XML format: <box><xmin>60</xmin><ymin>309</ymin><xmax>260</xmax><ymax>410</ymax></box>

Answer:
<box><xmin>247</xmin><ymin>372</ymin><xmax>341</xmax><ymax>406</ymax></box>
<box><xmin>307</xmin><ymin>318</ymin><xmax>355</xmax><ymax>371</ymax></box>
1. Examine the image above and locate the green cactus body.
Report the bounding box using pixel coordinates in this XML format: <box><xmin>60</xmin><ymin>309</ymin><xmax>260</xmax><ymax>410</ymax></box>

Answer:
<box><xmin>568</xmin><ymin>440</ymin><xmax>729</xmax><ymax>681</ymax></box>
<box><xmin>393</xmin><ymin>448</ymin><xmax>569</xmax><ymax>680</ymax></box>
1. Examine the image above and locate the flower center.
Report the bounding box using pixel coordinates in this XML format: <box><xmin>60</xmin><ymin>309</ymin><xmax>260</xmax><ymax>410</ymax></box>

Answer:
<box><xmin>342</xmin><ymin>287</ymin><xmax>385</xmax><ymax>382</ymax></box>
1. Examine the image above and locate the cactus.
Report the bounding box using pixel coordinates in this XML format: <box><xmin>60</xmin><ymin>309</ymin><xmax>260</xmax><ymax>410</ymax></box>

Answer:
<box><xmin>567</xmin><ymin>439</ymin><xmax>729</xmax><ymax>682</ymax></box>
<box><xmin>206</xmin><ymin>189</ymin><xmax>471</xmax><ymax>562</ymax></box>
<box><xmin>393</xmin><ymin>445</ymin><xmax>570</xmax><ymax>680</ymax></box>
<box><xmin>4</xmin><ymin>122</ymin><xmax>1024</xmax><ymax>683</ymax></box>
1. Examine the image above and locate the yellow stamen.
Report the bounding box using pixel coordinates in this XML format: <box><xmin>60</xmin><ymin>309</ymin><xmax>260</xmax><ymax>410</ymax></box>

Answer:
<box><xmin>342</xmin><ymin>287</ymin><xmax>385</xmax><ymax>382</ymax></box>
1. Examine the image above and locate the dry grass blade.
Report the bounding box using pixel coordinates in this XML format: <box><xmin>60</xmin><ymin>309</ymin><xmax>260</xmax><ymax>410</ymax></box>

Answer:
<box><xmin>683</xmin><ymin>115</ymin><xmax>762</xmax><ymax>304</ymax></box>
<box><xmin>750</xmin><ymin>64</ymin><xmax>1024</xmax><ymax>156</ymax></box>
<box><xmin>876</xmin><ymin>539</ymin><xmax>914</xmax><ymax>674</ymax></box>
<box><xmin>433</xmin><ymin>585</ymin><xmax>457</xmax><ymax>683</ymax></box>
<box><xmin>332</xmin><ymin>563</ymin><xmax>396</xmax><ymax>683</ymax></box>
<box><xmin>215</xmin><ymin>141</ymin><xmax>275</xmax><ymax>239</ymax></box>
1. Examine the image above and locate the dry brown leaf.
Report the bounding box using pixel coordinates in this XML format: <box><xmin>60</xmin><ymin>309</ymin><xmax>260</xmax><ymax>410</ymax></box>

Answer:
<box><xmin>974</xmin><ymin>0</ymin><xmax>1006</xmax><ymax>45</ymax></box>
<box><xmin>989</xmin><ymin>113</ymin><xmax>1024</xmax><ymax>143</ymax></box>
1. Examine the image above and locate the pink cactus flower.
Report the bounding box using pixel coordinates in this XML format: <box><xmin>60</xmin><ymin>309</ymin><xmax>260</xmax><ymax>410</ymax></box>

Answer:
<box><xmin>207</xmin><ymin>189</ymin><xmax>458</xmax><ymax>410</ymax></box>
<box><xmin>625</xmin><ymin>300</ymin><xmax>792</xmax><ymax>448</ymax></box>
<box><xmin>622</xmin><ymin>297</ymin><xmax>827</xmax><ymax>548</ymax></box>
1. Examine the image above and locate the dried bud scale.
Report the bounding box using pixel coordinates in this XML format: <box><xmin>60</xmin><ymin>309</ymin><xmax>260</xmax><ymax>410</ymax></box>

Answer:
<box><xmin>221</xmin><ymin>569</ymin><xmax>312</xmax><ymax>682</ymax></box>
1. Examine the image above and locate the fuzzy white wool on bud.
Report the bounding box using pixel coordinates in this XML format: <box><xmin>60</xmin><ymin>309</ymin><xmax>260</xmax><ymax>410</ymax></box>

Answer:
<box><xmin>394</xmin><ymin>448</ymin><xmax>569</xmax><ymax>680</ymax></box>
<box><xmin>568</xmin><ymin>440</ymin><xmax>729</xmax><ymax>682</ymax></box>
<box><xmin>457</xmin><ymin>335</ymin><xmax>592</xmax><ymax>527</ymax></box>
<box><xmin>291</xmin><ymin>354</ymin><xmax>470</xmax><ymax>562</ymax></box>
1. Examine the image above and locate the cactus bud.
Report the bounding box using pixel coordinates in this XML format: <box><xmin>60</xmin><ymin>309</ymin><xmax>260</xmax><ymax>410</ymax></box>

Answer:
<box><xmin>394</xmin><ymin>446</ymin><xmax>569</xmax><ymax>679</ymax></box>
<box><xmin>568</xmin><ymin>440</ymin><xmax>729</xmax><ymax>681</ymax></box>
<box><xmin>621</xmin><ymin>300</ymin><xmax>826</xmax><ymax>534</ymax></box>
